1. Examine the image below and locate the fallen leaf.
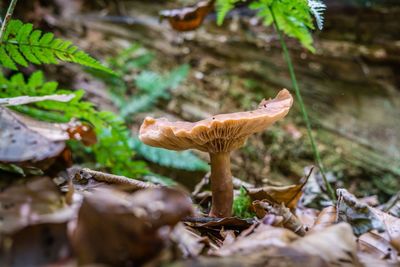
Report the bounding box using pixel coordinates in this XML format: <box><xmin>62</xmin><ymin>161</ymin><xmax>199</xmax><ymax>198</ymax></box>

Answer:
<box><xmin>357</xmin><ymin>252</ymin><xmax>398</xmax><ymax>267</ymax></box>
<box><xmin>311</xmin><ymin>206</ymin><xmax>337</xmax><ymax>232</ymax></box>
<box><xmin>184</xmin><ymin>216</ymin><xmax>254</xmax><ymax>230</ymax></box>
<box><xmin>171</xmin><ymin>223</ymin><xmax>209</xmax><ymax>258</ymax></box>
<box><xmin>337</xmin><ymin>188</ymin><xmax>400</xmax><ymax>237</ymax></box>
<box><xmin>295</xmin><ymin>207</ymin><xmax>319</xmax><ymax>231</ymax></box>
<box><xmin>0</xmin><ymin>177</ymin><xmax>73</xmax><ymax>234</ymax></box>
<box><xmin>213</xmin><ymin>223</ymin><xmax>299</xmax><ymax>256</ymax></box>
<box><xmin>0</xmin><ymin>177</ymin><xmax>76</xmax><ymax>266</ymax></box>
<box><xmin>71</xmin><ymin>187</ymin><xmax>193</xmax><ymax>266</ymax></box>
<box><xmin>0</xmin><ymin>107</ymin><xmax>66</xmax><ymax>163</ymax></box>
<box><xmin>220</xmin><ymin>228</ymin><xmax>236</xmax><ymax>247</ymax></box>
<box><xmin>291</xmin><ymin>223</ymin><xmax>361</xmax><ymax>267</ymax></box>
<box><xmin>252</xmin><ymin>201</ymin><xmax>305</xmax><ymax>236</ymax></box>
<box><xmin>248</xmin><ymin>174</ymin><xmax>309</xmax><ymax>210</ymax></box>
<box><xmin>1</xmin><ymin>223</ymin><xmax>71</xmax><ymax>267</ymax></box>
<box><xmin>175</xmin><ymin>246</ymin><xmax>329</xmax><ymax>267</ymax></box>
<box><xmin>160</xmin><ymin>0</ymin><xmax>214</xmax><ymax>31</ymax></box>
<box><xmin>358</xmin><ymin>231</ymin><xmax>397</xmax><ymax>260</ymax></box>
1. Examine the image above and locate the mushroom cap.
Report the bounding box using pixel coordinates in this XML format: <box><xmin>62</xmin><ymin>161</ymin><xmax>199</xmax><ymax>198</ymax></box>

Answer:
<box><xmin>139</xmin><ymin>89</ymin><xmax>293</xmax><ymax>153</ymax></box>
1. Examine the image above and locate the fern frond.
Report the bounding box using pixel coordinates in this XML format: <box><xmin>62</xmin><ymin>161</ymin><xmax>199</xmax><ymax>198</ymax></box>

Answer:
<box><xmin>250</xmin><ymin>0</ymin><xmax>315</xmax><ymax>51</ymax></box>
<box><xmin>130</xmin><ymin>138</ymin><xmax>209</xmax><ymax>172</ymax></box>
<box><xmin>119</xmin><ymin>65</ymin><xmax>189</xmax><ymax>118</ymax></box>
<box><xmin>0</xmin><ymin>20</ymin><xmax>114</xmax><ymax>74</ymax></box>
<box><xmin>308</xmin><ymin>0</ymin><xmax>326</xmax><ymax>30</ymax></box>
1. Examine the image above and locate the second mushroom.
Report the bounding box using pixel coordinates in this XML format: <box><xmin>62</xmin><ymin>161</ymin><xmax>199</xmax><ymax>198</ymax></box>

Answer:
<box><xmin>139</xmin><ymin>89</ymin><xmax>293</xmax><ymax>217</ymax></box>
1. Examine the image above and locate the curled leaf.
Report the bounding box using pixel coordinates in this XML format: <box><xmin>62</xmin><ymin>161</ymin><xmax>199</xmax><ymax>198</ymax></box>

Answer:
<box><xmin>213</xmin><ymin>223</ymin><xmax>299</xmax><ymax>256</ymax></box>
<box><xmin>248</xmin><ymin>175</ymin><xmax>309</xmax><ymax>209</ymax></box>
<box><xmin>160</xmin><ymin>0</ymin><xmax>215</xmax><ymax>31</ymax></box>
<box><xmin>252</xmin><ymin>201</ymin><xmax>305</xmax><ymax>236</ymax></box>
<box><xmin>337</xmin><ymin>189</ymin><xmax>400</xmax><ymax>237</ymax></box>
<box><xmin>291</xmin><ymin>223</ymin><xmax>361</xmax><ymax>267</ymax></box>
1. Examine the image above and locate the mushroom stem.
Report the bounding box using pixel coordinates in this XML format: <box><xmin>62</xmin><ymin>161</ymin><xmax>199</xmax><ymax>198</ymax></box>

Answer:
<box><xmin>209</xmin><ymin>152</ymin><xmax>233</xmax><ymax>217</ymax></box>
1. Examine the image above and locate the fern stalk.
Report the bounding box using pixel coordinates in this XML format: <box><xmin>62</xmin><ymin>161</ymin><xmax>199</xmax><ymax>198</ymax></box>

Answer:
<box><xmin>0</xmin><ymin>0</ymin><xmax>18</xmax><ymax>40</ymax></box>
<box><xmin>268</xmin><ymin>6</ymin><xmax>336</xmax><ymax>202</ymax></box>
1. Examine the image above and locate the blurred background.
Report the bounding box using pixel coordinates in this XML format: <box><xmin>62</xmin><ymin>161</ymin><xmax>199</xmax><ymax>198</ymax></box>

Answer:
<box><xmin>3</xmin><ymin>0</ymin><xmax>399</xmax><ymax>200</ymax></box>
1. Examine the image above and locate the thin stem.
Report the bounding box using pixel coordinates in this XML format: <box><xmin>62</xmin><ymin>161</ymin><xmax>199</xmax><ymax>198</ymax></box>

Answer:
<box><xmin>268</xmin><ymin>6</ymin><xmax>336</xmax><ymax>202</ymax></box>
<box><xmin>209</xmin><ymin>152</ymin><xmax>233</xmax><ymax>217</ymax></box>
<box><xmin>0</xmin><ymin>0</ymin><xmax>18</xmax><ymax>41</ymax></box>
<box><xmin>79</xmin><ymin>168</ymin><xmax>159</xmax><ymax>189</ymax></box>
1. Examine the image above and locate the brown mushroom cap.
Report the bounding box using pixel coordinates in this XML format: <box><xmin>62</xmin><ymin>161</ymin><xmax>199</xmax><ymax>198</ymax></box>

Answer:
<box><xmin>139</xmin><ymin>89</ymin><xmax>293</xmax><ymax>153</ymax></box>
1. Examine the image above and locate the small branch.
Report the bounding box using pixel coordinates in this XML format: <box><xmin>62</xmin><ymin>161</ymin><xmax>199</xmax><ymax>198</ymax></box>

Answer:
<box><xmin>268</xmin><ymin>5</ymin><xmax>336</xmax><ymax>202</ymax></box>
<box><xmin>78</xmin><ymin>168</ymin><xmax>160</xmax><ymax>189</ymax></box>
<box><xmin>0</xmin><ymin>0</ymin><xmax>18</xmax><ymax>41</ymax></box>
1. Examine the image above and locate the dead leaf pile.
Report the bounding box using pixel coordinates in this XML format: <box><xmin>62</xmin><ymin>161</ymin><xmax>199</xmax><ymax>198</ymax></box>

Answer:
<box><xmin>0</xmin><ymin>176</ymin><xmax>193</xmax><ymax>266</ymax></box>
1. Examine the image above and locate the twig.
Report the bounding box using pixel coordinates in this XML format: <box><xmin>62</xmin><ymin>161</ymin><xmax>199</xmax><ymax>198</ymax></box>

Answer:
<box><xmin>268</xmin><ymin>6</ymin><xmax>336</xmax><ymax>202</ymax></box>
<box><xmin>0</xmin><ymin>0</ymin><xmax>18</xmax><ymax>41</ymax></box>
<box><xmin>383</xmin><ymin>191</ymin><xmax>400</xmax><ymax>212</ymax></box>
<box><xmin>78</xmin><ymin>168</ymin><xmax>160</xmax><ymax>189</ymax></box>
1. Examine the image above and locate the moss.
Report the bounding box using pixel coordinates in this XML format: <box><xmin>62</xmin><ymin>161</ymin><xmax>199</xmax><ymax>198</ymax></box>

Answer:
<box><xmin>233</xmin><ymin>187</ymin><xmax>256</xmax><ymax>218</ymax></box>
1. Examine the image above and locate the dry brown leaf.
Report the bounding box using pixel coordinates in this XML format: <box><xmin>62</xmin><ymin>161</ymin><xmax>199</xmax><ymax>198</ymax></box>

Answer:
<box><xmin>171</xmin><ymin>223</ymin><xmax>209</xmax><ymax>258</ymax></box>
<box><xmin>0</xmin><ymin>108</ymin><xmax>95</xmax><ymax>174</ymax></box>
<box><xmin>248</xmin><ymin>176</ymin><xmax>309</xmax><ymax>210</ymax></box>
<box><xmin>290</xmin><ymin>223</ymin><xmax>361</xmax><ymax>267</ymax></box>
<box><xmin>160</xmin><ymin>0</ymin><xmax>214</xmax><ymax>32</ymax></box>
<box><xmin>0</xmin><ymin>107</ymin><xmax>66</xmax><ymax>163</ymax></box>
<box><xmin>212</xmin><ymin>223</ymin><xmax>299</xmax><ymax>256</ymax></box>
<box><xmin>338</xmin><ymin>189</ymin><xmax>400</xmax><ymax>238</ymax></box>
<box><xmin>0</xmin><ymin>177</ymin><xmax>73</xmax><ymax>234</ymax></box>
<box><xmin>175</xmin><ymin>246</ymin><xmax>329</xmax><ymax>267</ymax></box>
<box><xmin>357</xmin><ymin>252</ymin><xmax>398</xmax><ymax>267</ymax></box>
<box><xmin>0</xmin><ymin>177</ymin><xmax>76</xmax><ymax>266</ymax></box>
<box><xmin>358</xmin><ymin>231</ymin><xmax>397</xmax><ymax>260</ymax></box>
<box><xmin>295</xmin><ymin>207</ymin><xmax>319</xmax><ymax>231</ymax></box>
<box><xmin>220</xmin><ymin>229</ymin><xmax>236</xmax><ymax>247</ymax></box>
<box><xmin>311</xmin><ymin>206</ymin><xmax>337</xmax><ymax>232</ymax></box>
<box><xmin>1</xmin><ymin>223</ymin><xmax>71</xmax><ymax>267</ymax></box>
<box><xmin>185</xmin><ymin>216</ymin><xmax>254</xmax><ymax>230</ymax></box>
<box><xmin>390</xmin><ymin>234</ymin><xmax>400</xmax><ymax>253</ymax></box>
<box><xmin>71</xmin><ymin>187</ymin><xmax>193</xmax><ymax>266</ymax></box>
<box><xmin>252</xmin><ymin>201</ymin><xmax>305</xmax><ymax>236</ymax></box>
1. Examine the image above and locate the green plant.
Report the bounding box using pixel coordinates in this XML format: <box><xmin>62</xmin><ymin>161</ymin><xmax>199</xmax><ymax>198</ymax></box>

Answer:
<box><xmin>233</xmin><ymin>187</ymin><xmax>256</xmax><ymax>218</ymax></box>
<box><xmin>0</xmin><ymin>19</ymin><xmax>114</xmax><ymax>74</ymax></box>
<box><xmin>0</xmin><ymin>0</ymin><xmax>153</xmax><ymax>179</ymax></box>
<box><xmin>216</xmin><ymin>0</ymin><xmax>335</xmax><ymax>201</ymax></box>
<box><xmin>0</xmin><ymin>71</ymin><xmax>148</xmax><ymax>177</ymax></box>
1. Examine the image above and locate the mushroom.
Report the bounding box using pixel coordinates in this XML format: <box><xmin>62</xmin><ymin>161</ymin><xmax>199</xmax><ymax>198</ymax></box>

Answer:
<box><xmin>139</xmin><ymin>89</ymin><xmax>293</xmax><ymax>217</ymax></box>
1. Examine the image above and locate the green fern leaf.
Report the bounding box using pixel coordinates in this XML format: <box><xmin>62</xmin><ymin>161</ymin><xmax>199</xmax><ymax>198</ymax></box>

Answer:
<box><xmin>130</xmin><ymin>138</ymin><xmax>209</xmax><ymax>171</ymax></box>
<box><xmin>250</xmin><ymin>0</ymin><xmax>315</xmax><ymax>51</ymax></box>
<box><xmin>0</xmin><ymin>20</ymin><xmax>114</xmax><ymax>74</ymax></box>
<box><xmin>6</xmin><ymin>44</ymin><xmax>28</xmax><ymax>67</ymax></box>
<box><xmin>0</xmin><ymin>46</ymin><xmax>17</xmax><ymax>70</ymax></box>
<box><xmin>308</xmin><ymin>0</ymin><xmax>326</xmax><ymax>30</ymax></box>
<box><xmin>216</xmin><ymin>0</ymin><xmax>242</xmax><ymax>25</ymax></box>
